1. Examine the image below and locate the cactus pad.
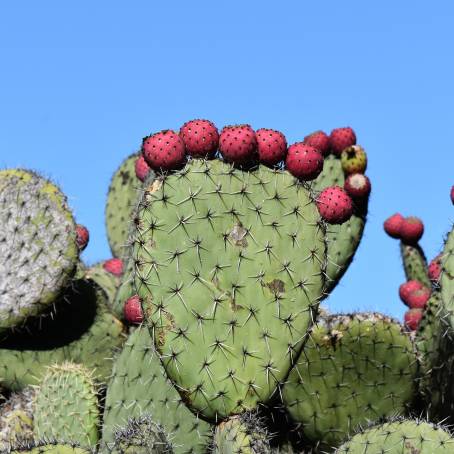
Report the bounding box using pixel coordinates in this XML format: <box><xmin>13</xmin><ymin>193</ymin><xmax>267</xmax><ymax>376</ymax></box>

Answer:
<box><xmin>111</xmin><ymin>415</ymin><xmax>172</xmax><ymax>453</ymax></box>
<box><xmin>10</xmin><ymin>441</ymin><xmax>92</xmax><ymax>453</ymax></box>
<box><xmin>33</xmin><ymin>363</ymin><xmax>100</xmax><ymax>447</ymax></box>
<box><xmin>400</xmin><ymin>243</ymin><xmax>431</xmax><ymax>288</ymax></box>
<box><xmin>312</xmin><ymin>156</ymin><xmax>367</xmax><ymax>293</ymax></box>
<box><xmin>212</xmin><ymin>412</ymin><xmax>271</xmax><ymax>453</ymax></box>
<box><xmin>335</xmin><ymin>419</ymin><xmax>454</xmax><ymax>453</ymax></box>
<box><xmin>102</xmin><ymin>326</ymin><xmax>211</xmax><ymax>454</ymax></box>
<box><xmin>85</xmin><ymin>261</ymin><xmax>121</xmax><ymax>307</ymax></box>
<box><xmin>0</xmin><ymin>170</ymin><xmax>79</xmax><ymax>333</ymax></box>
<box><xmin>0</xmin><ymin>279</ymin><xmax>125</xmax><ymax>390</ymax></box>
<box><xmin>133</xmin><ymin>159</ymin><xmax>326</xmax><ymax>419</ymax></box>
<box><xmin>282</xmin><ymin>313</ymin><xmax>418</xmax><ymax>447</ymax></box>
<box><xmin>441</xmin><ymin>226</ymin><xmax>454</xmax><ymax>324</ymax></box>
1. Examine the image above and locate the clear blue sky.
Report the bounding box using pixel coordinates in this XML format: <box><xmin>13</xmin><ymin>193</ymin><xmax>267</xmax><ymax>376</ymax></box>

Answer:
<box><xmin>1</xmin><ymin>2</ymin><xmax>452</xmax><ymax>321</ymax></box>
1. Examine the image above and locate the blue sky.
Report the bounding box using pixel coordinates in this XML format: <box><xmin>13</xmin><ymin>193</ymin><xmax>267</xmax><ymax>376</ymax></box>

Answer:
<box><xmin>1</xmin><ymin>2</ymin><xmax>452</xmax><ymax>320</ymax></box>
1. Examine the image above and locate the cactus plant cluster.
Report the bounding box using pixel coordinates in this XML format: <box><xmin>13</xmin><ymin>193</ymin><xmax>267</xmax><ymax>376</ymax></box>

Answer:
<box><xmin>0</xmin><ymin>118</ymin><xmax>453</xmax><ymax>454</ymax></box>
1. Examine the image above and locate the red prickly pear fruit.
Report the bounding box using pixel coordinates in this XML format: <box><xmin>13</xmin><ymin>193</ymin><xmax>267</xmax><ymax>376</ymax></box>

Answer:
<box><xmin>399</xmin><ymin>280</ymin><xmax>424</xmax><ymax>303</ymax></box>
<box><xmin>406</xmin><ymin>287</ymin><xmax>431</xmax><ymax>309</ymax></box>
<box><xmin>285</xmin><ymin>143</ymin><xmax>324</xmax><ymax>180</ymax></box>
<box><xmin>135</xmin><ymin>155</ymin><xmax>151</xmax><ymax>182</ymax></box>
<box><xmin>142</xmin><ymin>130</ymin><xmax>186</xmax><ymax>171</ymax></box>
<box><xmin>329</xmin><ymin>127</ymin><xmax>357</xmax><ymax>155</ymax></box>
<box><xmin>316</xmin><ymin>186</ymin><xmax>354</xmax><ymax>224</ymax></box>
<box><xmin>124</xmin><ymin>295</ymin><xmax>143</xmax><ymax>324</ymax></box>
<box><xmin>384</xmin><ymin>213</ymin><xmax>404</xmax><ymax>239</ymax></box>
<box><xmin>303</xmin><ymin>130</ymin><xmax>330</xmax><ymax>156</ymax></box>
<box><xmin>75</xmin><ymin>225</ymin><xmax>89</xmax><ymax>251</ymax></box>
<box><xmin>400</xmin><ymin>216</ymin><xmax>424</xmax><ymax>244</ymax></box>
<box><xmin>344</xmin><ymin>173</ymin><xmax>371</xmax><ymax>199</ymax></box>
<box><xmin>256</xmin><ymin>128</ymin><xmax>287</xmax><ymax>166</ymax></box>
<box><xmin>451</xmin><ymin>185</ymin><xmax>454</xmax><ymax>204</ymax></box>
<box><xmin>179</xmin><ymin>119</ymin><xmax>219</xmax><ymax>158</ymax></box>
<box><xmin>404</xmin><ymin>308</ymin><xmax>423</xmax><ymax>331</ymax></box>
<box><xmin>428</xmin><ymin>254</ymin><xmax>442</xmax><ymax>283</ymax></box>
<box><xmin>103</xmin><ymin>258</ymin><xmax>124</xmax><ymax>277</ymax></box>
<box><xmin>219</xmin><ymin>124</ymin><xmax>258</xmax><ymax>165</ymax></box>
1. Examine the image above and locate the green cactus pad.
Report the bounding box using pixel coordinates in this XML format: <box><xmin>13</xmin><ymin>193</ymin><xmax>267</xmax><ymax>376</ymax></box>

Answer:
<box><xmin>282</xmin><ymin>313</ymin><xmax>418</xmax><ymax>448</ymax></box>
<box><xmin>10</xmin><ymin>440</ymin><xmax>92</xmax><ymax>453</ymax></box>
<box><xmin>212</xmin><ymin>412</ymin><xmax>271</xmax><ymax>454</ymax></box>
<box><xmin>106</xmin><ymin>153</ymin><xmax>151</xmax><ymax>259</ymax></box>
<box><xmin>0</xmin><ymin>170</ymin><xmax>79</xmax><ymax>333</ymax></box>
<box><xmin>111</xmin><ymin>415</ymin><xmax>172</xmax><ymax>453</ymax></box>
<box><xmin>312</xmin><ymin>155</ymin><xmax>367</xmax><ymax>293</ymax></box>
<box><xmin>84</xmin><ymin>261</ymin><xmax>121</xmax><ymax>307</ymax></box>
<box><xmin>441</xmin><ymin>226</ymin><xmax>454</xmax><ymax>324</ymax></box>
<box><xmin>0</xmin><ymin>279</ymin><xmax>125</xmax><ymax>391</ymax></box>
<box><xmin>102</xmin><ymin>326</ymin><xmax>211</xmax><ymax>454</ymax></box>
<box><xmin>400</xmin><ymin>243</ymin><xmax>431</xmax><ymax>288</ymax></box>
<box><xmin>33</xmin><ymin>363</ymin><xmax>100</xmax><ymax>447</ymax></box>
<box><xmin>335</xmin><ymin>419</ymin><xmax>454</xmax><ymax>453</ymax></box>
<box><xmin>0</xmin><ymin>387</ymin><xmax>35</xmax><ymax>452</ymax></box>
<box><xmin>132</xmin><ymin>159</ymin><xmax>326</xmax><ymax>419</ymax></box>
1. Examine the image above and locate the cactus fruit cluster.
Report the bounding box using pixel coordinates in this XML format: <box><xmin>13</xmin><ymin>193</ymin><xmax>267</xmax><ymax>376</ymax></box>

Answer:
<box><xmin>0</xmin><ymin>118</ymin><xmax>452</xmax><ymax>454</ymax></box>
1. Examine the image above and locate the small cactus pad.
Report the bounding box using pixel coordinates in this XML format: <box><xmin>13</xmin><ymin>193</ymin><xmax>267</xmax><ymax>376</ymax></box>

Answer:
<box><xmin>441</xmin><ymin>226</ymin><xmax>454</xmax><ymax>324</ymax></box>
<box><xmin>133</xmin><ymin>159</ymin><xmax>326</xmax><ymax>419</ymax></box>
<box><xmin>335</xmin><ymin>419</ymin><xmax>454</xmax><ymax>453</ymax></box>
<box><xmin>106</xmin><ymin>153</ymin><xmax>154</xmax><ymax>258</ymax></box>
<box><xmin>102</xmin><ymin>327</ymin><xmax>211</xmax><ymax>454</ymax></box>
<box><xmin>84</xmin><ymin>261</ymin><xmax>121</xmax><ymax>307</ymax></box>
<box><xmin>400</xmin><ymin>243</ymin><xmax>431</xmax><ymax>288</ymax></box>
<box><xmin>282</xmin><ymin>313</ymin><xmax>418</xmax><ymax>447</ymax></box>
<box><xmin>10</xmin><ymin>441</ymin><xmax>92</xmax><ymax>453</ymax></box>
<box><xmin>33</xmin><ymin>363</ymin><xmax>100</xmax><ymax>447</ymax></box>
<box><xmin>112</xmin><ymin>415</ymin><xmax>172</xmax><ymax>453</ymax></box>
<box><xmin>212</xmin><ymin>412</ymin><xmax>271</xmax><ymax>453</ymax></box>
<box><xmin>312</xmin><ymin>156</ymin><xmax>367</xmax><ymax>293</ymax></box>
<box><xmin>0</xmin><ymin>387</ymin><xmax>35</xmax><ymax>452</ymax></box>
<box><xmin>0</xmin><ymin>170</ymin><xmax>79</xmax><ymax>333</ymax></box>
<box><xmin>0</xmin><ymin>279</ymin><xmax>125</xmax><ymax>391</ymax></box>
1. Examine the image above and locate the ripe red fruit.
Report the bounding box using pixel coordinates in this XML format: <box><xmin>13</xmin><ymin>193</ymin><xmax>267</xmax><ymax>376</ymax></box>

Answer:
<box><xmin>406</xmin><ymin>287</ymin><xmax>431</xmax><ymax>309</ymax></box>
<box><xmin>428</xmin><ymin>254</ymin><xmax>442</xmax><ymax>283</ymax></box>
<box><xmin>142</xmin><ymin>130</ymin><xmax>186</xmax><ymax>171</ymax></box>
<box><xmin>400</xmin><ymin>217</ymin><xmax>424</xmax><ymax>244</ymax></box>
<box><xmin>135</xmin><ymin>155</ymin><xmax>151</xmax><ymax>182</ymax></box>
<box><xmin>75</xmin><ymin>225</ymin><xmax>89</xmax><ymax>251</ymax></box>
<box><xmin>329</xmin><ymin>127</ymin><xmax>357</xmax><ymax>155</ymax></box>
<box><xmin>404</xmin><ymin>309</ymin><xmax>423</xmax><ymax>331</ymax></box>
<box><xmin>303</xmin><ymin>131</ymin><xmax>330</xmax><ymax>156</ymax></box>
<box><xmin>219</xmin><ymin>124</ymin><xmax>258</xmax><ymax>165</ymax></box>
<box><xmin>124</xmin><ymin>295</ymin><xmax>144</xmax><ymax>324</ymax></box>
<box><xmin>399</xmin><ymin>280</ymin><xmax>424</xmax><ymax>303</ymax></box>
<box><xmin>285</xmin><ymin>143</ymin><xmax>324</xmax><ymax>180</ymax></box>
<box><xmin>344</xmin><ymin>173</ymin><xmax>371</xmax><ymax>199</ymax></box>
<box><xmin>256</xmin><ymin>128</ymin><xmax>287</xmax><ymax>166</ymax></box>
<box><xmin>383</xmin><ymin>213</ymin><xmax>404</xmax><ymax>239</ymax></box>
<box><xmin>179</xmin><ymin>119</ymin><xmax>219</xmax><ymax>158</ymax></box>
<box><xmin>316</xmin><ymin>186</ymin><xmax>354</xmax><ymax>224</ymax></box>
<box><xmin>103</xmin><ymin>258</ymin><xmax>124</xmax><ymax>277</ymax></box>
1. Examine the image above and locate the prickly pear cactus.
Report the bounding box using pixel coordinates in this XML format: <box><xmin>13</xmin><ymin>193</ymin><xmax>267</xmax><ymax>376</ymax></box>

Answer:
<box><xmin>335</xmin><ymin>419</ymin><xmax>454</xmax><ymax>453</ymax></box>
<box><xmin>0</xmin><ymin>279</ymin><xmax>125</xmax><ymax>390</ymax></box>
<box><xmin>33</xmin><ymin>363</ymin><xmax>100</xmax><ymax>447</ymax></box>
<box><xmin>0</xmin><ymin>170</ymin><xmax>79</xmax><ymax>333</ymax></box>
<box><xmin>212</xmin><ymin>413</ymin><xmax>271</xmax><ymax>453</ymax></box>
<box><xmin>10</xmin><ymin>441</ymin><xmax>93</xmax><ymax>453</ymax></box>
<box><xmin>102</xmin><ymin>326</ymin><xmax>211</xmax><ymax>454</ymax></box>
<box><xmin>400</xmin><ymin>243</ymin><xmax>431</xmax><ymax>288</ymax></box>
<box><xmin>106</xmin><ymin>153</ymin><xmax>152</xmax><ymax>259</ymax></box>
<box><xmin>282</xmin><ymin>313</ymin><xmax>418</xmax><ymax>448</ymax></box>
<box><xmin>132</xmin><ymin>159</ymin><xmax>326</xmax><ymax>419</ymax></box>
<box><xmin>441</xmin><ymin>226</ymin><xmax>454</xmax><ymax>323</ymax></box>
<box><xmin>0</xmin><ymin>387</ymin><xmax>35</xmax><ymax>452</ymax></box>
<box><xmin>111</xmin><ymin>415</ymin><xmax>172</xmax><ymax>454</ymax></box>
<box><xmin>84</xmin><ymin>261</ymin><xmax>121</xmax><ymax>307</ymax></box>
<box><xmin>312</xmin><ymin>155</ymin><xmax>367</xmax><ymax>293</ymax></box>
